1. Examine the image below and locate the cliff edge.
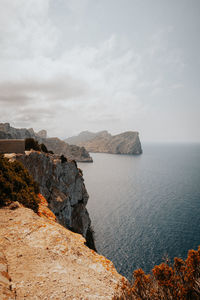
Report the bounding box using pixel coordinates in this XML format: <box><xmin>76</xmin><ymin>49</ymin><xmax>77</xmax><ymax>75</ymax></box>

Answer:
<box><xmin>5</xmin><ymin>151</ymin><xmax>95</xmax><ymax>249</ymax></box>
<box><xmin>0</xmin><ymin>206</ymin><xmax>126</xmax><ymax>299</ymax></box>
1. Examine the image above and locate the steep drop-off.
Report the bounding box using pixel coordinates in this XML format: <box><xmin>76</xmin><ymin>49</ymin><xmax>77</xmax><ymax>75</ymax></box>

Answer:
<box><xmin>65</xmin><ymin>130</ymin><xmax>142</xmax><ymax>155</ymax></box>
<box><xmin>5</xmin><ymin>151</ymin><xmax>94</xmax><ymax>249</ymax></box>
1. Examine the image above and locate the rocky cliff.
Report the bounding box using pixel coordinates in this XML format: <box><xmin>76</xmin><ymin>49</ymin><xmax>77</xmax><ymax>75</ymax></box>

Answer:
<box><xmin>0</xmin><ymin>206</ymin><xmax>126</xmax><ymax>299</ymax></box>
<box><xmin>5</xmin><ymin>150</ymin><xmax>95</xmax><ymax>249</ymax></box>
<box><xmin>0</xmin><ymin>123</ymin><xmax>93</xmax><ymax>162</ymax></box>
<box><xmin>0</xmin><ymin>123</ymin><xmax>35</xmax><ymax>139</ymax></box>
<box><xmin>44</xmin><ymin>137</ymin><xmax>92</xmax><ymax>162</ymax></box>
<box><xmin>65</xmin><ymin>130</ymin><xmax>142</xmax><ymax>155</ymax></box>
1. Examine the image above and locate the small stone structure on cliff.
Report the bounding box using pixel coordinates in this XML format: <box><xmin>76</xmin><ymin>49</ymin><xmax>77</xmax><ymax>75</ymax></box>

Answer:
<box><xmin>0</xmin><ymin>139</ymin><xmax>25</xmax><ymax>154</ymax></box>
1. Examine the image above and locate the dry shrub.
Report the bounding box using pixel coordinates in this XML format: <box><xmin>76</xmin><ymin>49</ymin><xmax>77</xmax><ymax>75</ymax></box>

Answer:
<box><xmin>114</xmin><ymin>247</ymin><xmax>200</xmax><ymax>299</ymax></box>
<box><xmin>0</xmin><ymin>154</ymin><xmax>40</xmax><ymax>212</ymax></box>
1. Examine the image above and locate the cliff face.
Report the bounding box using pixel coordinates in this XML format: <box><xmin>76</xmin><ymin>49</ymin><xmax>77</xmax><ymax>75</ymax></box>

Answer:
<box><xmin>6</xmin><ymin>151</ymin><xmax>94</xmax><ymax>248</ymax></box>
<box><xmin>0</xmin><ymin>206</ymin><xmax>126</xmax><ymax>299</ymax></box>
<box><xmin>65</xmin><ymin>130</ymin><xmax>108</xmax><ymax>145</ymax></box>
<box><xmin>0</xmin><ymin>123</ymin><xmax>93</xmax><ymax>162</ymax></box>
<box><xmin>66</xmin><ymin>130</ymin><xmax>142</xmax><ymax>155</ymax></box>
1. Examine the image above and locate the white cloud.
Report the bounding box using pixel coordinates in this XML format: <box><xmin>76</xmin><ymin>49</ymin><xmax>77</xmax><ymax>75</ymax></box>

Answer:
<box><xmin>0</xmin><ymin>0</ymin><xmax>59</xmax><ymax>59</ymax></box>
<box><xmin>0</xmin><ymin>0</ymin><xmax>199</xmax><ymax>142</ymax></box>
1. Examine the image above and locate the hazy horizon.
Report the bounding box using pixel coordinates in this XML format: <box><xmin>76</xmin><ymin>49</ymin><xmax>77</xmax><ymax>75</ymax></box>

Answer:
<box><xmin>0</xmin><ymin>0</ymin><xmax>200</xmax><ymax>143</ymax></box>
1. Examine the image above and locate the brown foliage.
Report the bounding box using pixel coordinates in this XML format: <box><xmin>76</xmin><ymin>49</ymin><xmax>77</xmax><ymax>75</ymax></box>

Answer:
<box><xmin>114</xmin><ymin>247</ymin><xmax>200</xmax><ymax>299</ymax></box>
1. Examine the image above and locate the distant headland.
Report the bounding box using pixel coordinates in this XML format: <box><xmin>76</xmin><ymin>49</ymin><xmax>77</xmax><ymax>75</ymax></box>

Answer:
<box><xmin>65</xmin><ymin>130</ymin><xmax>142</xmax><ymax>155</ymax></box>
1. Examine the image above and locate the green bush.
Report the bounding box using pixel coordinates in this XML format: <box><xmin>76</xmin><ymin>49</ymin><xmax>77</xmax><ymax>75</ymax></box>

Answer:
<box><xmin>0</xmin><ymin>154</ymin><xmax>40</xmax><ymax>212</ymax></box>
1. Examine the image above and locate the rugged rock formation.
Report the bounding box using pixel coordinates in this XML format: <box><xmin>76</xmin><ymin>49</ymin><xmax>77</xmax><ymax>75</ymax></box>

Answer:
<box><xmin>5</xmin><ymin>150</ymin><xmax>94</xmax><ymax>249</ymax></box>
<box><xmin>36</xmin><ymin>129</ymin><xmax>47</xmax><ymax>139</ymax></box>
<box><xmin>65</xmin><ymin>130</ymin><xmax>103</xmax><ymax>145</ymax></box>
<box><xmin>65</xmin><ymin>130</ymin><xmax>142</xmax><ymax>155</ymax></box>
<box><xmin>44</xmin><ymin>137</ymin><xmax>92</xmax><ymax>162</ymax></box>
<box><xmin>0</xmin><ymin>123</ymin><xmax>34</xmax><ymax>139</ymax></box>
<box><xmin>0</xmin><ymin>123</ymin><xmax>93</xmax><ymax>162</ymax></box>
<box><xmin>0</xmin><ymin>206</ymin><xmax>126</xmax><ymax>299</ymax></box>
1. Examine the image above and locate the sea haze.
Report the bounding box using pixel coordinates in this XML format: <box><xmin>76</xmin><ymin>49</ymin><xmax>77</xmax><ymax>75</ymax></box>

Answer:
<box><xmin>78</xmin><ymin>143</ymin><xmax>200</xmax><ymax>279</ymax></box>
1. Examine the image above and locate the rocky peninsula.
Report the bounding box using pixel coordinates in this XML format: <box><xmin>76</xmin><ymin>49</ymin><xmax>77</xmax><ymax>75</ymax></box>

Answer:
<box><xmin>65</xmin><ymin>130</ymin><xmax>142</xmax><ymax>155</ymax></box>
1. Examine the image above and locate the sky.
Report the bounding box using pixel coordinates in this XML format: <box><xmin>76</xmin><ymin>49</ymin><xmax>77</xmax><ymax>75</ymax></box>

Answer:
<box><xmin>0</xmin><ymin>0</ymin><xmax>200</xmax><ymax>142</ymax></box>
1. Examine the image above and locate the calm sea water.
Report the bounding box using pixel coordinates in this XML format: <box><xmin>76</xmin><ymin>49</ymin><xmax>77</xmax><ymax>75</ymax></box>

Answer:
<box><xmin>78</xmin><ymin>143</ymin><xmax>200</xmax><ymax>280</ymax></box>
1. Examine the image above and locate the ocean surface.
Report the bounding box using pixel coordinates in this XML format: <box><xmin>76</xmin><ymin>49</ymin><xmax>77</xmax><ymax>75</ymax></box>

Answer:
<box><xmin>78</xmin><ymin>143</ymin><xmax>200</xmax><ymax>280</ymax></box>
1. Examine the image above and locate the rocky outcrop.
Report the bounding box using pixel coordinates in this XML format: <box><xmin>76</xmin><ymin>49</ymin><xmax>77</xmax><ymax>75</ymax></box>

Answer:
<box><xmin>66</xmin><ymin>130</ymin><xmax>143</xmax><ymax>155</ymax></box>
<box><xmin>44</xmin><ymin>137</ymin><xmax>93</xmax><ymax>162</ymax></box>
<box><xmin>65</xmin><ymin>130</ymin><xmax>104</xmax><ymax>145</ymax></box>
<box><xmin>0</xmin><ymin>123</ymin><xmax>34</xmax><ymax>139</ymax></box>
<box><xmin>5</xmin><ymin>150</ymin><xmax>94</xmax><ymax>249</ymax></box>
<box><xmin>0</xmin><ymin>123</ymin><xmax>93</xmax><ymax>162</ymax></box>
<box><xmin>0</xmin><ymin>206</ymin><xmax>126</xmax><ymax>299</ymax></box>
<box><xmin>36</xmin><ymin>129</ymin><xmax>47</xmax><ymax>139</ymax></box>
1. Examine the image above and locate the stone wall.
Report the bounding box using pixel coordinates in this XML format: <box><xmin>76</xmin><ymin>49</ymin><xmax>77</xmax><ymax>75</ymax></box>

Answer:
<box><xmin>0</xmin><ymin>139</ymin><xmax>25</xmax><ymax>154</ymax></box>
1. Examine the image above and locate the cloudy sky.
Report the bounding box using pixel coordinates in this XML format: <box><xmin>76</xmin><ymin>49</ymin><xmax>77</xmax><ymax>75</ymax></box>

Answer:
<box><xmin>0</xmin><ymin>0</ymin><xmax>200</xmax><ymax>142</ymax></box>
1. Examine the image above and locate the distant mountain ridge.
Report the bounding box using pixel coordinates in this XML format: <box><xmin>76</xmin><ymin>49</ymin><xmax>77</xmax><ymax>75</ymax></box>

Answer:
<box><xmin>65</xmin><ymin>130</ymin><xmax>111</xmax><ymax>145</ymax></box>
<box><xmin>0</xmin><ymin>123</ymin><xmax>93</xmax><ymax>162</ymax></box>
<box><xmin>65</xmin><ymin>130</ymin><xmax>142</xmax><ymax>155</ymax></box>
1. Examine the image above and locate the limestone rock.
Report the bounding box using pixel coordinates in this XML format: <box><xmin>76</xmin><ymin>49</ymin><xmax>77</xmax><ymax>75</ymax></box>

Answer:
<box><xmin>36</xmin><ymin>129</ymin><xmax>47</xmax><ymax>139</ymax></box>
<box><xmin>0</xmin><ymin>123</ymin><xmax>33</xmax><ymax>139</ymax></box>
<box><xmin>0</xmin><ymin>207</ymin><xmax>126</xmax><ymax>299</ymax></box>
<box><xmin>65</xmin><ymin>130</ymin><xmax>142</xmax><ymax>155</ymax></box>
<box><xmin>65</xmin><ymin>130</ymin><xmax>109</xmax><ymax>145</ymax></box>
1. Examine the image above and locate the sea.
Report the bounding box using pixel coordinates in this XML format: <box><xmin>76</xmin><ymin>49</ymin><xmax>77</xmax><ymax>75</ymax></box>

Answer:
<box><xmin>78</xmin><ymin>143</ymin><xmax>200</xmax><ymax>280</ymax></box>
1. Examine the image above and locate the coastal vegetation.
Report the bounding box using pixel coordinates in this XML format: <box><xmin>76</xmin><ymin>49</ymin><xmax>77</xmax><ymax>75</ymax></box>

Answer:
<box><xmin>114</xmin><ymin>247</ymin><xmax>200</xmax><ymax>299</ymax></box>
<box><xmin>0</xmin><ymin>154</ymin><xmax>39</xmax><ymax>212</ymax></box>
